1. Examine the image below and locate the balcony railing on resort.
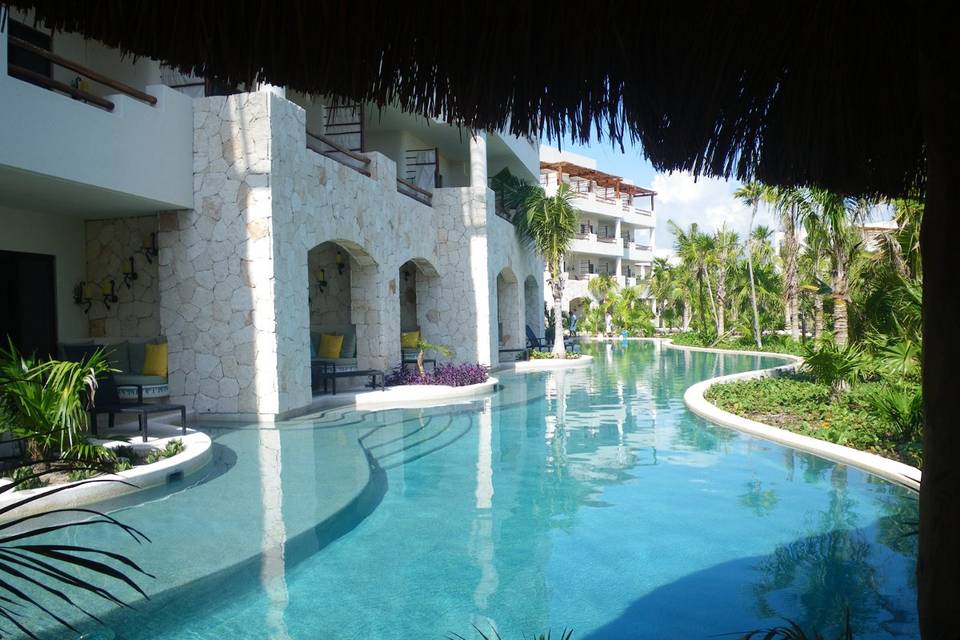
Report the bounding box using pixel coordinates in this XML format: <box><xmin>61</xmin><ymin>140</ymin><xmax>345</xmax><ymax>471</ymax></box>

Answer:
<box><xmin>6</xmin><ymin>34</ymin><xmax>157</xmax><ymax>111</ymax></box>
<box><xmin>396</xmin><ymin>176</ymin><xmax>433</xmax><ymax>207</ymax></box>
<box><xmin>305</xmin><ymin>129</ymin><xmax>372</xmax><ymax>177</ymax></box>
<box><xmin>597</xmin><ymin>234</ymin><xmax>618</xmax><ymax>243</ymax></box>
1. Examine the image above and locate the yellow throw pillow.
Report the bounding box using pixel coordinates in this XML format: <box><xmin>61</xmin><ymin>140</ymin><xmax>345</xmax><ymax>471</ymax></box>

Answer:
<box><xmin>143</xmin><ymin>342</ymin><xmax>168</xmax><ymax>377</ymax></box>
<box><xmin>400</xmin><ymin>330</ymin><xmax>420</xmax><ymax>349</ymax></box>
<box><xmin>318</xmin><ymin>334</ymin><xmax>344</xmax><ymax>359</ymax></box>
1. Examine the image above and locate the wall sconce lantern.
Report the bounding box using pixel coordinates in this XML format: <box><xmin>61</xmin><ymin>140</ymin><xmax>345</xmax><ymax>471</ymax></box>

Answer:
<box><xmin>335</xmin><ymin>251</ymin><xmax>346</xmax><ymax>275</ymax></box>
<box><xmin>139</xmin><ymin>232</ymin><xmax>159</xmax><ymax>263</ymax></box>
<box><xmin>73</xmin><ymin>281</ymin><xmax>95</xmax><ymax>314</ymax></box>
<box><xmin>316</xmin><ymin>268</ymin><xmax>327</xmax><ymax>294</ymax></box>
<box><xmin>102</xmin><ymin>279</ymin><xmax>119</xmax><ymax>310</ymax></box>
<box><xmin>122</xmin><ymin>256</ymin><xmax>139</xmax><ymax>289</ymax></box>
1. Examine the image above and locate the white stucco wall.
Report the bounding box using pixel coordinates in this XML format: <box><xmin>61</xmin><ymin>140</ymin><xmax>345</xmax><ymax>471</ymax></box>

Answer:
<box><xmin>0</xmin><ymin>206</ymin><xmax>87</xmax><ymax>340</ymax></box>
<box><xmin>0</xmin><ymin>27</ymin><xmax>193</xmax><ymax>210</ymax></box>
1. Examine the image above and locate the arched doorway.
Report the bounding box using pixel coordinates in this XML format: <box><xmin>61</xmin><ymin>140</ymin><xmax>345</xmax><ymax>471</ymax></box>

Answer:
<box><xmin>398</xmin><ymin>258</ymin><xmax>441</xmax><ymax>363</ymax></box>
<box><xmin>306</xmin><ymin>240</ymin><xmax>377</xmax><ymax>393</ymax></box>
<box><xmin>523</xmin><ymin>275</ymin><xmax>542</xmax><ymax>338</ymax></box>
<box><xmin>496</xmin><ymin>267</ymin><xmax>522</xmax><ymax>350</ymax></box>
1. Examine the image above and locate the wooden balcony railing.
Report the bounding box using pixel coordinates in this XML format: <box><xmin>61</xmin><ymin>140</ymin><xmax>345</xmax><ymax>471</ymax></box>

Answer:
<box><xmin>7</xmin><ymin>35</ymin><xmax>157</xmax><ymax>111</ymax></box>
<box><xmin>396</xmin><ymin>177</ymin><xmax>433</xmax><ymax>207</ymax></box>
<box><xmin>306</xmin><ymin>129</ymin><xmax>372</xmax><ymax>177</ymax></box>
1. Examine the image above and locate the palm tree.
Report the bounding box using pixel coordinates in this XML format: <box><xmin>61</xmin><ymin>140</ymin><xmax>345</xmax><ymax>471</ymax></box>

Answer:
<box><xmin>515</xmin><ymin>183</ymin><xmax>578</xmax><ymax>356</ymax></box>
<box><xmin>649</xmin><ymin>257</ymin><xmax>673</xmax><ymax>328</ymax></box>
<box><xmin>733</xmin><ymin>182</ymin><xmax>767</xmax><ymax>348</ymax></box>
<box><xmin>669</xmin><ymin>221</ymin><xmax>714</xmax><ymax>335</ymax></box>
<box><xmin>587</xmin><ymin>272</ymin><xmax>618</xmax><ymax>311</ymax></box>
<box><xmin>770</xmin><ymin>187</ymin><xmax>805</xmax><ymax>339</ymax></box>
<box><xmin>804</xmin><ymin>189</ymin><xmax>863</xmax><ymax>346</ymax></box>
<box><xmin>711</xmin><ymin>227</ymin><xmax>740</xmax><ymax>335</ymax></box>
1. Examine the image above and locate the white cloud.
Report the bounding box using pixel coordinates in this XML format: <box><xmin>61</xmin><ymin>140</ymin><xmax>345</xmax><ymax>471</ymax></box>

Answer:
<box><xmin>651</xmin><ymin>173</ymin><xmax>778</xmax><ymax>250</ymax></box>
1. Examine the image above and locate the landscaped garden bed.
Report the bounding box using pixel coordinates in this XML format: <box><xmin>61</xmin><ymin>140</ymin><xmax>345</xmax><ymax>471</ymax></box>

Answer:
<box><xmin>668</xmin><ymin>331</ymin><xmax>805</xmax><ymax>356</ymax></box>
<box><xmin>705</xmin><ymin>374</ymin><xmax>922</xmax><ymax>467</ymax></box>
<box><xmin>386</xmin><ymin>362</ymin><xmax>489</xmax><ymax>387</ymax></box>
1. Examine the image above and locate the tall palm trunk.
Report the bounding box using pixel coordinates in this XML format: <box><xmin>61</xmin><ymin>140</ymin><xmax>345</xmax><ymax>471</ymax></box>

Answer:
<box><xmin>746</xmin><ymin>203</ymin><xmax>763</xmax><ymax>348</ymax></box>
<box><xmin>682</xmin><ymin>302</ymin><xmax>691</xmax><ymax>331</ymax></box>
<box><xmin>715</xmin><ymin>270</ymin><xmax>726</xmax><ymax>335</ymax></box>
<box><xmin>697</xmin><ymin>273</ymin><xmax>708</xmax><ymax>334</ymax></box>
<box><xmin>814</xmin><ymin>294</ymin><xmax>824</xmax><ymax>338</ymax></box>
<box><xmin>704</xmin><ymin>272</ymin><xmax>720</xmax><ymax>334</ymax></box>
<box><xmin>550</xmin><ymin>271</ymin><xmax>565</xmax><ymax>356</ymax></box>
<box><xmin>832</xmin><ymin>264</ymin><xmax>849</xmax><ymax>346</ymax></box>
<box><xmin>783</xmin><ymin>209</ymin><xmax>800</xmax><ymax>339</ymax></box>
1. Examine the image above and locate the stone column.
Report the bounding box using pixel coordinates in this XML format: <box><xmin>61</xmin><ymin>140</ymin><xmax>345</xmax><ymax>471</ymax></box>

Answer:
<box><xmin>351</xmin><ymin>262</ymin><xmax>395</xmax><ymax>372</ymax></box>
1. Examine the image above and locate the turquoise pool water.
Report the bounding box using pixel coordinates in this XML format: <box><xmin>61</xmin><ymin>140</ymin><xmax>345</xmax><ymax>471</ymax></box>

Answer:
<box><xmin>25</xmin><ymin>341</ymin><xmax>918</xmax><ymax>639</ymax></box>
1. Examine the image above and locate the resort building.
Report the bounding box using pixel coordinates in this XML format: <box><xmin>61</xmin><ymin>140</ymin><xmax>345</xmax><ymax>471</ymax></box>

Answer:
<box><xmin>538</xmin><ymin>146</ymin><xmax>657</xmax><ymax>318</ymax></box>
<box><xmin>0</xmin><ymin>12</ymin><xmax>544</xmax><ymax>420</ymax></box>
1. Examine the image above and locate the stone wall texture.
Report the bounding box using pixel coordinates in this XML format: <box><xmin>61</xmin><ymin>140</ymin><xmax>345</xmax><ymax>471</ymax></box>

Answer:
<box><xmin>85</xmin><ymin>215</ymin><xmax>160</xmax><ymax>338</ymax></box>
<box><xmin>160</xmin><ymin>90</ymin><xmax>543</xmax><ymax>418</ymax></box>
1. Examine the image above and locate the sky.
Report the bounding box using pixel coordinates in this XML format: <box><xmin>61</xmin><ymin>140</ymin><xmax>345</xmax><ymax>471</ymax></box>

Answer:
<box><xmin>555</xmin><ymin>137</ymin><xmax>780</xmax><ymax>258</ymax></box>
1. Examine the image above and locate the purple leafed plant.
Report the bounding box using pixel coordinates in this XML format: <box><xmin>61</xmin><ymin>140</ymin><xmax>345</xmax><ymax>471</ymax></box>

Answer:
<box><xmin>386</xmin><ymin>363</ymin><xmax>489</xmax><ymax>387</ymax></box>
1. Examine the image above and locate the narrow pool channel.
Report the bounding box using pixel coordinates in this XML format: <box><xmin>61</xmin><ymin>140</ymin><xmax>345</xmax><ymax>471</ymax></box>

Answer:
<box><xmin>25</xmin><ymin>340</ymin><xmax>918</xmax><ymax>639</ymax></box>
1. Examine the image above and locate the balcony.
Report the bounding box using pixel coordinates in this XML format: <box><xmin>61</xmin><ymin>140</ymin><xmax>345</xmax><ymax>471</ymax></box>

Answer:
<box><xmin>623</xmin><ymin>242</ymin><xmax>654</xmax><ymax>263</ymax></box>
<box><xmin>1</xmin><ymin>28</ymin><xmax>193</xmax><ymax>212</ymax></box>
<box><xmin>569</xmin><ymin>233</ymin><xmax>624</xmax><ymax>258</ymax></box>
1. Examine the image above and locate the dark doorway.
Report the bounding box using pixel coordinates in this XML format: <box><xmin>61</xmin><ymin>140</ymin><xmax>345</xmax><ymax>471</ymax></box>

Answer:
<box><xmin>0</xmin><ymin>250</ymin><xmax>58</xmax><ymax>359</ymax></box>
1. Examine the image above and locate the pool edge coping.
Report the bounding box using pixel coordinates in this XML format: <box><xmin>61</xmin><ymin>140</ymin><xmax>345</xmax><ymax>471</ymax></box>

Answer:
<box><xmin>0</xmin><ymin>429</ymin><xmax>214</xmax><ymax>521</ymax></box>
<box><xmin>650</xmin><ymin>338</ymin><xmax>922</xmax><ymax>491</ymax></box>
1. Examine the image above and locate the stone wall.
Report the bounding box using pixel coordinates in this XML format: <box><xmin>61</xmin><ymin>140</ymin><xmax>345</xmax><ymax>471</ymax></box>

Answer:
<box><xmin>159</xmin><ymin>92</ymin><xmax>275</xmax><ymax>416</ymax></box>
<box><xmin>268</xmin><ymin>94</ymin><xmax>441</xmax><ymax>414</ymax></box>
<box><xmin>161</xmin><ymin>89</ymin><xmax>542</xmax><ymax>418</ymax></box>
<box><xmin>85</xmin><ymin>215</ymin><xmax>160</xmax><ymax>338</ymax></box>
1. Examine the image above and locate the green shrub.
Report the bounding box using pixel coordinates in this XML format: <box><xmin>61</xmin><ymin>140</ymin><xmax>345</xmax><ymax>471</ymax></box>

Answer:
<box><xmin>68</xmin><ymin>467</ymin><xmax>100</xmax><ymax>482</ymax></box>
<box><xmin>145</xmin><ymin>438</ymin><xmax>185</xmax><ymax>464</ymax></box>
<box><xmin>706</xmin><ymin>375</ymin><xmax>922</xmax><ymax>466</ymax></box>
<box><xmin>11</xmin><ymin>465</ymin><xmax>46</xmax><ymax>491</ymax></box>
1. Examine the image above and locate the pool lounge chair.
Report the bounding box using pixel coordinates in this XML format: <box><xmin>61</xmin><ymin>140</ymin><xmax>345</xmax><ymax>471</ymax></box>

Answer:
<box><xmin>526</xmin><ymin>325</ymin><xmax>577</xmax><ymax>352</ymax></box>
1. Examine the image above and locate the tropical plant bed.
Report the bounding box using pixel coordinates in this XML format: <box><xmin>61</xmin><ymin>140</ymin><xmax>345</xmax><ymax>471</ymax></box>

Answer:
<box><xmin>386</xmin><ymin>363</ymin><xmax>489</xmax><ymax>387</ymax></box>
<box><xmin>527</xmin><ymin>351</ymin><xmax>581</xmax><ymax>360</ymax></box>
<box><xmin>3</xmin><ymin>438</ymin><xmax>187</xmax><ymax>491</ymax></box>
<box><xmin>705</xmin><ymin>374</ymin><xmax>922</xmax><ymax>467</ymax></box>
<box><xmin>669</xmin><ymin>331</ymin><xmax>805</xmax><ymax>356</ymax></box>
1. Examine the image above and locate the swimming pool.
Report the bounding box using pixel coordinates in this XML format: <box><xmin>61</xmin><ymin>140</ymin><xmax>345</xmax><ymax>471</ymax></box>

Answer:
<box><xmin>24</xmin><ymin>341</ymin><xmax>918</xmax><ymax>639</ymax></box>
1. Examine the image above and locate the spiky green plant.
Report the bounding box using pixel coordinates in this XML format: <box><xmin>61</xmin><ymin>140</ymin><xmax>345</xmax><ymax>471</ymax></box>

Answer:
<box><xmin>414</xmin><ymin>338</ymin><xmax>452</xmax><ymax>376</ymax></box>
<box><xmin>801</xmin><ymin>342</ymin><xmax>868</xmax><ymax>398</ymax></box>
<box><xmin>0</xmin><ymin>341</ymin><xmax>110</xmax><ymax>461</ymax></box>
<box><xmin>448</xmin><ymin>626</ymin><xmax>573</xmax><ymax>640</ymax></box>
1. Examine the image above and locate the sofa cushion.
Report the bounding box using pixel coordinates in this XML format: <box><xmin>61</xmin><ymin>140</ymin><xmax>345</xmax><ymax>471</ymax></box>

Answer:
<box><xmin>103</xmin><ymin>341</ymin><xmax>130</xmax><ymax>373</ymax></box>
<box><xmin>63</xmin><ymin>343</ymin><xmax>101</xmax><ymax>364</ymax></box>
<box><xmin>340</xmin><ymin>328</ymin><xmax>357</xmax><ymax>359</ymax></box>
<box><xmin>400</xmin><ymin>330</ymin><xmax>420</xmax><ymax>348</ymax></box>
<box><xmin>143</xmin><ymin>342</ymin><xmax>168</xmax><ymax>377</ymax></box>
<box><xmin>114</xmin><ymin>374</ymin><xmax>168</xmax><ymax>387</ymax></box>
<box><xmin>128</xmin><ymin>341</ymin><xmax>147</xmax><ymax>375</ymax></box>
<box><xmin>318</xmin><ymin>334</ymin><xmax>344</xmax><ymax>359</ymax></box>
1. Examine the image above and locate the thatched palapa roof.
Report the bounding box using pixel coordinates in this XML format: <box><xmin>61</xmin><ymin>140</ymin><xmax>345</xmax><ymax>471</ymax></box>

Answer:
<box><xmin>3</xmin><ymin>2</ymin><xmax>928</xmax><ymax>197</ymax></box>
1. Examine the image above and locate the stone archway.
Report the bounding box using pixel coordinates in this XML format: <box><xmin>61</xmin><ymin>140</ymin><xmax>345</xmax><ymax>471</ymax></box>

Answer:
<box><xmin>306</xmin><ymin>239</ymin><xmax>383</xmax><ymax>393</ymax></box>
<box><xmin>496</xmin><ymin>267</ymin><xmax>523</xmax><ymax>350</ymax></box>
<box><xmin>523</xmin><ymin>275</ymin><xmax>542</xmax><ymax>339</ymax></box>
<box><xmin>397</xmin><ymin>257</ymin><xmax>442</xmax><ymax>361</ymax></box>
